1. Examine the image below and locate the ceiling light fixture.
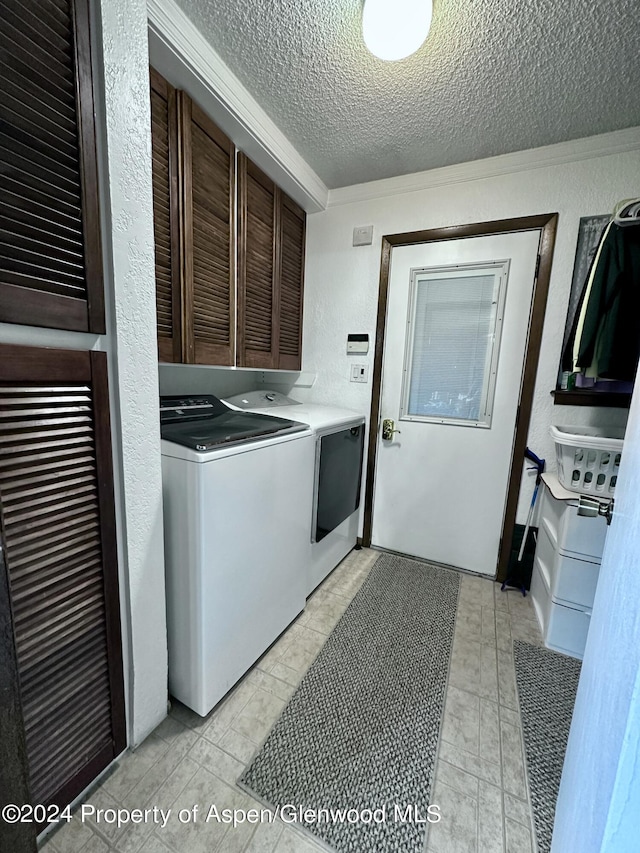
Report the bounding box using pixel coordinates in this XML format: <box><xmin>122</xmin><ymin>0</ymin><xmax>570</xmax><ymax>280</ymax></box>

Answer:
<box><xmin>362</xmin><ymin>0</ymin><xmax>433</xmax><ymax>62</ymax></box>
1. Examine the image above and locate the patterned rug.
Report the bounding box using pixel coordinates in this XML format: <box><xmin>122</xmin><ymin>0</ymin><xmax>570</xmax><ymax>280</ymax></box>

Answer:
<box><xmin>513</xmin><ymin>640</ymin><xmax>582</xmax><ymax>853</ymax></box>
<box><xmin>239</xmin><ymin>553</ymin><xmax>460</xmax><ymax>853</ymax></box>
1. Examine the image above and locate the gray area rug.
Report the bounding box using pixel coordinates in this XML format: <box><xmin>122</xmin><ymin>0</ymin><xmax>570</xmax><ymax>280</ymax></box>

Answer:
<box><xmin>239</xmin><ymin>553</ymin><xmax>460</xmax><ymax>853</ymax></box>
<box><xmin>513</xmin><ymin>640</ymin><xmax>582</xmax><ymax>853</ymax></box>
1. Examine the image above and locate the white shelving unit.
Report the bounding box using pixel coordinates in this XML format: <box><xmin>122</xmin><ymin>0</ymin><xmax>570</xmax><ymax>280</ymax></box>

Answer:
<box><xmin>530</xmin><ymin>473</ymin><xmax>609</xmax><ymax>659</ymax></box>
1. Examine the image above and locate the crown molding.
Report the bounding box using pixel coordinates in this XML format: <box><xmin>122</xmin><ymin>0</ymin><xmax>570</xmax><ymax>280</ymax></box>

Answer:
<box><xmin>147</xmin><ymin>0</ymin><xmax>328</xmax><ymax>213</ymax></box>
<box><xmin>328</xmin><ymin>127</ymin><xmax>640</xmax><ymax>208</ymax></box>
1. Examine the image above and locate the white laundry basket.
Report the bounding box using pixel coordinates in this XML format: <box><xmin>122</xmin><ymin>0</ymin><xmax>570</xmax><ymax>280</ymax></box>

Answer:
<box><xmin>551</xmin><ymin>425</ymin><xmax>624</xmax><ymax>495</ymax></box>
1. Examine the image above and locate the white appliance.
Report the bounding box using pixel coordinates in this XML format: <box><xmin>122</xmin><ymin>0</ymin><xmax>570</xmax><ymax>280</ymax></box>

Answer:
<box><xmin>160</xmin><ymin>395</ymin><xmax>315</xmax><ymax>716</ymax></box>
<box><xmin>225</xmin><ymin>391</ymin><xmax>366</xmax><ymax>594</ymax></box>
<box><xmin>530</xmin><ymin>473</ymin><xmax>609</xmax><ymax>659</ymax></box>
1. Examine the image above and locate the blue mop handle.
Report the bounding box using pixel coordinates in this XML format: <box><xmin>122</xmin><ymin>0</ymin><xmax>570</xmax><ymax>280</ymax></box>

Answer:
<box><xmin>517</xmin><ymin>448</ymin><xmax>546</xmax><ymax>563</ymax></box>
<box><xmin>524</xmin><ymin>447</ymin><xmax>545</xmax><ymax>483</ymax></box>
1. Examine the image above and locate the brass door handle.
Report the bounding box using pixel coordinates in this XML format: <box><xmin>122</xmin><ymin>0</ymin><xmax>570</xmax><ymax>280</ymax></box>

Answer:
<box><xmin>382</xmin><ymin>418</ymin><xmax>401</xmax><ymax>441</ymax></box>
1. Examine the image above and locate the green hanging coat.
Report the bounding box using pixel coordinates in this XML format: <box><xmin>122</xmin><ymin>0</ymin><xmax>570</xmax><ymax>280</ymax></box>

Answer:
<box><xmin>576</xmin><ymin>222</ymin><xmax>640</xmax><ymax>381</ymax></box>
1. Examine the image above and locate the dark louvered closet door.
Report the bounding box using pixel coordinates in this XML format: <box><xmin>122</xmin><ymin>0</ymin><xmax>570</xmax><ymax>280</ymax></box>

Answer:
<box><xmin>184</xmin><ymin>98</ymin><xmax>235</xmax><ymax>365</ymax></box>
<box><xmin>0</xmin><ymin>542</ymin><xmax>35</xmax><ymax>853</ymax></box>
<box><xmin>278</xmin><ymin>193</ymin><xmax>305</xmax><ymax>370</ymax></box>
<box><xmin>150</xmin><ymin>69</ymin><xmax>181</xmax><ymax>362</ymax></box>
<box><xmin>0</xmin><ymin>0</ymin><xmax>104</xmax><ymax>332</ymax></box>
<box><xmin>237</xmin><ymin>153</ymin><xmax>278</xmax><ymax>368</ymax></box>
<box><xmin>0</xmin><ymin>345</ymin><xmax>125</xmax><ymax>819</ymax></box>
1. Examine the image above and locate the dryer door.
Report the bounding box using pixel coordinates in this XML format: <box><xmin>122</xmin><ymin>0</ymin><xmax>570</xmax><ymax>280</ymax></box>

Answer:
<box><xmin>314</xmin><ymin>424</ymin><xmax>365</xmax><ymax>542</ymax></box>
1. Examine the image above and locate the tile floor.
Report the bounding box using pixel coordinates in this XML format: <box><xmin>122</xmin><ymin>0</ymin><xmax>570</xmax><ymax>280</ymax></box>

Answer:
<box><xmin>40</xmin><ymin>548</ymin><xmax>545</xmax><ymax>853</ymax></box>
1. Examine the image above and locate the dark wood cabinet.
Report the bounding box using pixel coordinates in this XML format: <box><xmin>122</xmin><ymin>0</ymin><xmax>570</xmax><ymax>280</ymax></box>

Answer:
<box><xmin>180</xmin><ymin>95</ymin><xmax>235</xmax><ymax>366</ymax></box>
<box><xmin>150</xmin><ymin>70</ymin><xmax>305</xmax><ymax>370</ymax></box>
<box><xmin>0</xmin><ymin>0</ymin><xmax>104</xmax><ymax>333</ymax></box>
<box><xmin>0</xmin><ymin>542</ymin><xmax>35</xmax><ymax>853</ymax></box>
<box><xmin>150</xmin><ymin>68</ymin><xmax>181</xmax><ymax>363</ymax></box>
<box><xmin>237</xmin><ymin>153</ymin><xmax>305</xmax><ymax>370</ymax></box>
<box><xmin>277</xmin><ymin>190</ymin><xmax>306</xmax><ymax>370</ymax></box>
<box><xmin>151</xmin><ymin>72</ymin><xmax>235</xmax><ymax>366</ymax></box>
<box><xmin>1</xmin><ymin>5</ymin><xmax>126</xmax><ymax>844</ymax></box>
<box><xmin>237</xmin><ymin>154</ymin><xmax>278</xmax><ymax>368</ymax></box>
<box><xmin>0</xmin><ymin>344</ymin><xmax>126</xmax><ymax>827</ymax></box>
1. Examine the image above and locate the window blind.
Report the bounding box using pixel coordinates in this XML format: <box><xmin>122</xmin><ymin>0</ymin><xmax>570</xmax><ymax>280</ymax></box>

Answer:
<box><xmin>407</xmin><ymin>274</ymin><xmax>498</xmax><ymax>422</ymax></box>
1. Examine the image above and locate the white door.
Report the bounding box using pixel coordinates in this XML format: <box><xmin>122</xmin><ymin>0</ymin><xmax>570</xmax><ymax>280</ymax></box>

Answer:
<box><xmin>371</xmin><ymin>231</ymin><xmax>541</xmax><ymax>576</ymax></box>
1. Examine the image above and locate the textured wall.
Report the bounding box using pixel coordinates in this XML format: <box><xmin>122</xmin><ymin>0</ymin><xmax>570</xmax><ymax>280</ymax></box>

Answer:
<box><xmin>301</xmin><ymin>146</ymin><xmax>640</xmax><ymax>529</ymax></box>
<box><xmin>98</xmin><ymin>0</ymin><xmax>168</xmax><ymax>745</ymax></box>
<box><xmin>158</xmin><ymin>364</ymin><xmax>266</xmax><ymax>400</ymax></box>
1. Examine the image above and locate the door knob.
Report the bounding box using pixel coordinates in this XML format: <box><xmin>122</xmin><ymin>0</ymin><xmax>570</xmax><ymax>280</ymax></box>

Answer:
<box><xmin>382</xmin><ymin>418</ymin><xmax>401</xmax><ymax>441</ymax></box>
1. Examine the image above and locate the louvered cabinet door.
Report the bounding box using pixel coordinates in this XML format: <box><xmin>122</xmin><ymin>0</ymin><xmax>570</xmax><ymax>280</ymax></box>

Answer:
<box><xmin>238</xmin><ymin>154</ymin><xmax>307</xmax><ymax>370</ymax></box>
<box><xmin>0</xmin><ymin>0</ymin><xmax>104</xmax><ymax>332</ymax></box>
<box><xmin>0</xmin><ymin>344</ymin><xmax>125</xmax><ymax>819</ymax></box>
<box><xmin>278</xmin><ymin>193</ymin><xmax>305</xmax><ymax>370</ymax></box>
<box><xmin>150</xmin><ymin>68</ymin><xmax>181</xmax><ymax>362</ymax></box>
<box><xmin>0</xmin><ymin>543</ymin><xmax>35</xmax><ymax>853</ymax></box>
<box><xmin>237</xmin><ymin>154</ymin><xmax>278</xmax><ymax>368</ymax></box>
<box><xmin>182</xmin><ymin>97</ymin><xmax>235</xmax><ymax>365</ymax></box>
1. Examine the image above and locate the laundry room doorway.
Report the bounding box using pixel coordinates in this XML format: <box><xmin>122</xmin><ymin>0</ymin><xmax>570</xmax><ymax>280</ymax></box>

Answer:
<box><xmin>364</xmin><ymin>215</ymin><xmax>558</xmax><ymax>579</ymax></box>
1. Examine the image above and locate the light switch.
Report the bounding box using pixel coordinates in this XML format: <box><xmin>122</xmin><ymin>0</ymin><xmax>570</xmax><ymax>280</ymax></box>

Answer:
<box><xmin>350</xmin><ymin>363</ymin><xmax>369</xmax><ymax>383</ymax></box>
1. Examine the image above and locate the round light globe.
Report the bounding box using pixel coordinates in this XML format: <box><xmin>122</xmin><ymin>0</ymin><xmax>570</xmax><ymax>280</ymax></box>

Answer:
<box><xmin>362</xmin><ymin>0</ymin><xmax>433</xmax><ymax>62</ymax></box>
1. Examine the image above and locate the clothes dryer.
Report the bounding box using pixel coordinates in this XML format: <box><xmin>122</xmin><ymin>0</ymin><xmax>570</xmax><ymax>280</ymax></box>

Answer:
<box><xmin>225</xmin><ymin>391</ymin><xmax>366</xmax><ymax>594</ymax></box>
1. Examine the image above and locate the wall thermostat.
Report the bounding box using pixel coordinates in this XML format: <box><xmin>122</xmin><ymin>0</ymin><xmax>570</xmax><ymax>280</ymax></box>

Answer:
<box><xmin>347</xmin><ymin>334</ymin><xmax>369</xmax><ymax>354</ymax></box>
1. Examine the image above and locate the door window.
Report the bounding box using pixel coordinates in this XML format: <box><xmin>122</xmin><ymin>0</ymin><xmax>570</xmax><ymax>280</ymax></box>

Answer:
<box><xmin>400</xmin><ymin>262</ymin><xmax>509</xmax><ymax>427</ymax></box>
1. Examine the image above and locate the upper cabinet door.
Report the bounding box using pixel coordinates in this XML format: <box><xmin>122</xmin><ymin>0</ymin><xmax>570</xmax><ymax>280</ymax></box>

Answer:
<box><xmin>237</xmin><ymin>154</ymin><xmax>279</xmax><ymax>369</ymax></box>
<box><xmin>237</xmin><ymin>154</ymin><xmax>306</xmax><ymax>370</ymax></box>
<box><xmin>278</xmin><ymin>193</ymin><xmax>305</xmax><ymax>370</ymax></box>
<box><xmin>0</xmin><ymin>0</ymin><xmax>104</xmax><ymax>333</ymax></box>
<box><xmin>182</xmin><ymin>96</ymin><xmax>235</xmax><ymax>366</ymax></box>
<box><xmin>150</xmin><ymin>69</ymin><xmax>182</xmax><ymax>363</ymax></box>
<box><xmin>148</xmin><ymin>71</ymin><xmax>305</xmax><ymax>370</ymax></box>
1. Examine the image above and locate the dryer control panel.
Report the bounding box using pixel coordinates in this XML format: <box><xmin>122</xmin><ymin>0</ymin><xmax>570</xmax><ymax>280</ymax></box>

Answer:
<box><xmin>225</xmin><ymin>390</ymin><xmax>301</xmax><ymax>409</ymax></box>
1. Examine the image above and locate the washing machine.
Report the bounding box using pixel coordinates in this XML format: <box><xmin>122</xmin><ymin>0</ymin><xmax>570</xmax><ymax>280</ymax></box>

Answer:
<box><xmin>225</xmin><ymin>391</ymin><xmax>366</xmax><ymax>594</ymax></box>
<box><xmin>160</xmin><ymin>394</ymin><xmax>314</xmax><ymax>715</ymax></box>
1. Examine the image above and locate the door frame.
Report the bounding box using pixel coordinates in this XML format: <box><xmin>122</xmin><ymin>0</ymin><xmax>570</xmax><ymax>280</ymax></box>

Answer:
<box><xmin>362</xmin><ymin>214</ymin><xmax>558</xmax><ymax>581</ymax></box>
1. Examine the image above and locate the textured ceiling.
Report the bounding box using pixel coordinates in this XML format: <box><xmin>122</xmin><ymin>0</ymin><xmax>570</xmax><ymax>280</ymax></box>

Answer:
<box><xmin>173</xmin><ymin>0</ymin><xmax>640</xmax><ymax>189</ymax></box>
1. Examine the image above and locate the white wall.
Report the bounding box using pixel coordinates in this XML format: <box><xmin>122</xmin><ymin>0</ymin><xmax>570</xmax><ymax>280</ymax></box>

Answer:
<box><xmin>96</xmin><ymin>0</ymin><xmax>168</xmax><ymax>745</ymax></box>
<box><xmin>552</xmin><ymin>354</ymin><xmax>640</xmax><ymax>851</ymax></box>
<box><xmin>157</xmin><ymin>364</ymin><xmax>319</xmax><ymax>400</ymax></box>
<box><xmin>159</xmin><ymin>364</ymin><xmax>269</xmax><ymax>400</ymax></box>
<box><xmin>301</xmin><ymin>143</ymin><xmax>640</xmax><ymax>525</ymax></box>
